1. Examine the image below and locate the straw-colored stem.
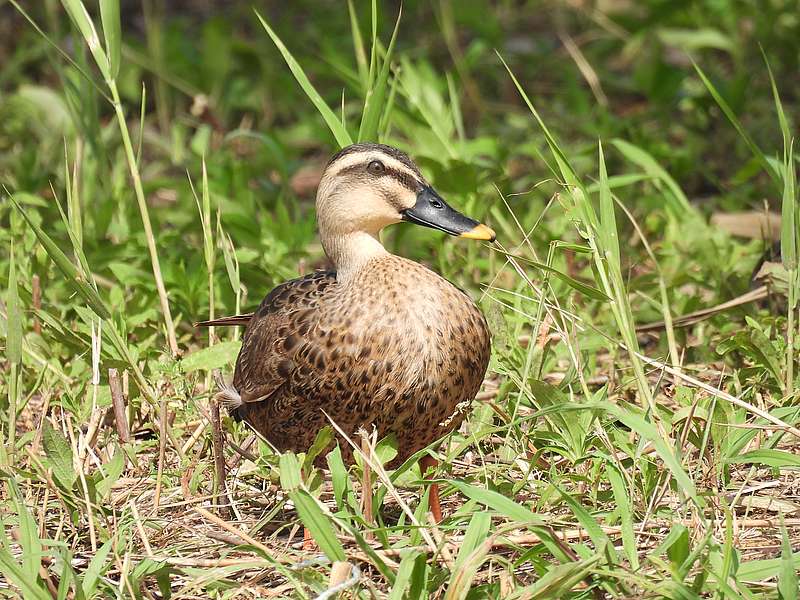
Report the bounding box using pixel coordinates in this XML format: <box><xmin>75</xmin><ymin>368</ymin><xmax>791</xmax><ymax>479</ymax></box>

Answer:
<box><xmin>108</xmin><ymin>81</ymin><xmax>178</xmax><ymax>356</ymax></box>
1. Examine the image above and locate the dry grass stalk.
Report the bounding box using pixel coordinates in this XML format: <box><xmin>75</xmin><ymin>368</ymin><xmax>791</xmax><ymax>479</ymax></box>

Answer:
<box><xmin>154</xmin><ymin>396</ymin><xmax>168</xmax><ymax>509</ymax></box>
<box><xmin>359</xmin><ymin>429</ymin><xmax>375</xmax><ymax>541</ymax></box>
<box><xmin>210</xmin><ymin>399</ymin><xmax>229</xmax><ymax>515</ymax></box>
<box><xmin>193</xmin><ymin>506</ymin><xmax>277</xmax><ymax>557</ymax></box>
<box><xmin>108</xmin><ymin>368</ymin><xmax>130</xmax><ymax>444</ymax></box>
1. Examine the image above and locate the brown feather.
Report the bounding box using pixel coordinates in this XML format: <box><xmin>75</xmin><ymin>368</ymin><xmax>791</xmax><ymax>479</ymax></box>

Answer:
<box><xmin>230</xmin><ymin>260</ymin><xmax>491</xmax><ymax>468</ymax></box>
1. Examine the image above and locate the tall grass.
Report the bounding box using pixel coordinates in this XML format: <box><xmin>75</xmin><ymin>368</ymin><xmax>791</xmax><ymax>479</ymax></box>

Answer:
<box><xmin>2</xmin><ymin>2</ymin><xmax>799</xmax><ymax>598</ymax></box>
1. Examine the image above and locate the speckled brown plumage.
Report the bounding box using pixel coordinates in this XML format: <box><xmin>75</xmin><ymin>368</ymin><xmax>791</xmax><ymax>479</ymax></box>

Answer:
<box><xmin>231</xmin><ymin>255</ymin><xmax>491</xmax><ymax>467</ymax></box>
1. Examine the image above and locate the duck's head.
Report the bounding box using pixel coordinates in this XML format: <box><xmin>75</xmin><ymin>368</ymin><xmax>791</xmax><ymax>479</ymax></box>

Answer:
<box><xmin>316</xmin><ymin>143</ymin><xmax>495</xmax><ymax>243</ymax></box>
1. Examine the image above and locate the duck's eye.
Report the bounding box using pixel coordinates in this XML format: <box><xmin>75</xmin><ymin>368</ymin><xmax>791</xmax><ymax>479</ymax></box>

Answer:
<box><xmin>367</xmin><ymin>160</ymin><xmax>385</xmax><ymax>175</ymax></box>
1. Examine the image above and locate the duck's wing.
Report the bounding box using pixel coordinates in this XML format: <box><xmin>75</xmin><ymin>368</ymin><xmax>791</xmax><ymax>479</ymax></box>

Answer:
<box><xmin>195</xmin><ymin>314</ymin><xmax>253</xmax><ymax>327</ymax></box>
<box><xmin>232</xmin><ymin>270</ymin><xmax>337</xmax><ymax>406</ymax></box>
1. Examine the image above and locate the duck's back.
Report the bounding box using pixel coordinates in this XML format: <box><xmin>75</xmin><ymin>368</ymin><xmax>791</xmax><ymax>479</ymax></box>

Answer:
<box><xmin>231</xmin><ymin>256</ymin><xmax>491</xmax><ymax>466</ymax></box>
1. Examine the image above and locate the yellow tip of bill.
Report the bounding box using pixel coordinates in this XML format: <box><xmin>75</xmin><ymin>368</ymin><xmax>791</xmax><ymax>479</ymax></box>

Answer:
<box><xmin>460</xmin><ymin>223</ymin><xmax>496</xmax><ymax>242</ymax></box>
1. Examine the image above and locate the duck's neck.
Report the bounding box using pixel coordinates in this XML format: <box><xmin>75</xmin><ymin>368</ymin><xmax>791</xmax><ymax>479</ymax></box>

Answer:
<box><xmin>322</xmin><ymin>230</ymin><xmax>389</xmax><ymax>282</ymax></box>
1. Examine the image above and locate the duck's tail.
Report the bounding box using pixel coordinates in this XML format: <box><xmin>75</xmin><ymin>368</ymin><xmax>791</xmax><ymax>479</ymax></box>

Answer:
<box><xmin>195</xmin><ymin>313</ymin><xmax>254</xmax><ymax>327</ymax></box>
<box><xmin>212</xmin><ymin>372</ymin><xmax>244</xmax><ymax>421</ymax></box>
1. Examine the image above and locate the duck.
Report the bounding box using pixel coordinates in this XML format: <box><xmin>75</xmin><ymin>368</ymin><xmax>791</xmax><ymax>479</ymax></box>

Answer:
<box><xmin>199</xmin><ymin>142</ymin><xmax>494</xmax><ymax>523</ymax></box>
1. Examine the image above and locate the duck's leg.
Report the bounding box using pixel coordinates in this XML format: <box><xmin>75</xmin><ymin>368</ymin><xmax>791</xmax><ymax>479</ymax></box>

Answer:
<box><xmin>419</xmin><ymin>454</ymin><xmax>442</xmax><ymax>523</ymax></box>
<box><xmin>303</xmin><ymin>527</ymin><xmax>315</xmax><ymax>551</ymax></box>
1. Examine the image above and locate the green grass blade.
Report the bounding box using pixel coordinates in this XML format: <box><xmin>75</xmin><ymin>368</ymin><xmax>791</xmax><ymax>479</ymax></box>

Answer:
<box><xmin>279</xmin><ymin>452</ymin><xmax>347</xmax><ymax>562</ymax></box>
<box><xmin>10</xmin><ymin>196</ymin><xmax>111</xmax><ymax>320</ymax></box>
<box><xmin>347</xmin><ymin>0</ymin><xmax>368</xmax><ymax>83</ymax></box>
<box><xmin>778</xmin><ymin>515</ymin><xmax>799</xmax><ymax>600</ymax></box>
<box><xmin>610</xmin><ymin>139</ymin><xmax>695</xmax><ymax>218</ymax></box>
<box><xmin>780</xmin><ymin>140</ymin><xmax>796</xmax><ymax>271</ymax></box>
<box><xmin>497</xmin><ymin>51</ymin><xmax>585</xmax><ymax>196</ymax></box>
<box><xmin>492</xmin><ymin>248</ymin><xmax>610</xmax><ymax>301</ymax></box>
<box><xmin>5</xmin><ymin>242</ymin><xmax>22</xmax><ymax>365</ymax></box>
<box><xmin>725</xmin><ymin>449</ymin><xmax>800</xmax><ymax>468</ymax></box>
<box><xmin>357</xmin><ymin>6</ymin><xmax>401</xmax><ymax>141</ymax></box>
<box><xmin>606</xmin><ymin>463</ymin><xmax>639</xmax><ymax>569</ymax></box>
<box><xmin>290</xmin><ymin>490</ymin><xmax>347</xmax><ymax>562</ymax></box>
<box><xmin>255</xmin><ymin>10</ymin><xmax>352</xmax><ymax>148</ymax></box>
<box><xmin>99</xmin><ymin>0</ymin><xmax>121</xmax><ymax>78</ymax></box>
<box><xmin>388</xmin><ymin>551</ymin><xmax>423</xmax><ymax>600</ymax></box>
<box><xmin>452</xmin><ymin>512</ymin><xmax>491</xmax><ymax>573</ymax></box>
<box><xmin>443</xmin><ymin>537</ymin><xmax>492</xmax><ymax>600</ymax></box>
<box><xmin>599</xmin><ymin>400</ymin><xmax>703</xmax><ymax>508</ymax></box>
<box><xmin>523</xmin><ymin>555</ymin><xmax>603</xmax><ymax>598</ymax></box>
<box><xmin>42</xmin><ymin>421</ymin><xmax>78</xmax><ymax>490</ymax></box>
<box><xmin>450</xmin><ymin>480</ymin><xmax>543</xmax><ymax>525</ymax></box>
<box><xmin>598</xmin><ymin>141</ymin><xmax>620</xmax><ymax>268</ymax></box>
<box><xmin>692</xmin><ymin>60</ymin><xmax>779</xmax><ymax>186</ymax></box>
<box><xmin>738</xmin><ymin>552</ymin><xmax>800</xmax><ymax>583</ymax></box>
<box><xmin>60</xmin><ymin>0</ymin><xmax>111</xmax><ymax>79</ymax></box>
<box><xmin>0</xmin><ymin>548</ymin><xmax>51</xmax><ymax>600</ymax></box>
<box><xmin>557</xmin><ymin>486</ymin><xmax>619</xmax><ymax>564</ymax></box>
<box><xmin>11</xmin><ymin>481</ymin><xmax>44</xmax><ymax>589</ymax></box>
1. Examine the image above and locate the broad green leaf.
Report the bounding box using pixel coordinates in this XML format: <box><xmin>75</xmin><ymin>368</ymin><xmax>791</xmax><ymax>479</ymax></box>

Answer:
<box><xmin>255</xmin><ymin>10</ymin><xmax>352</xmax><ymax>148</ymax></box>
<box><xmin>302</xmin><ymin>426</ymin><xmax>334</xmax><ymax>474</ymax></box>
<box><xmin>326</xmin><ymin>445</ymin><xmax>349</xmax><ymax>510</ymax></box>
<box><xmin>666</xmin><ymin>524</ymin><xmax>690</xmax><ymax>568</ymax></box>
<box><xmin>180</xmin><ymin>340</ymin><xmax>241</xmax><ymax>373</ymax></box>
<box><xmin>42</xmin><ymin>421</ymin><xmax>77</xmax><ymax>490</ymax></box>
<box><xmin>407</xmin><ymin>552</ymin><xmax>429</xmax><ymax>600</ymax></box>
<box><xmin>278</xmin><ymin>452</ymin><xmax>302</xmax><ymax>491</ymax></box>
<box><xmin>289</xmin><ymin>489</ymin><xmax>347</xmax><ymax>562</ymax></box>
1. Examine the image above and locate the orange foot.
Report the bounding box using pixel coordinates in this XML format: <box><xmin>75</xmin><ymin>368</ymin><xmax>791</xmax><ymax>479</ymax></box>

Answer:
<box><xmin>302</xmin><ymin>526</ymin><xmax>317</xmax><ymax>551</ymax></box>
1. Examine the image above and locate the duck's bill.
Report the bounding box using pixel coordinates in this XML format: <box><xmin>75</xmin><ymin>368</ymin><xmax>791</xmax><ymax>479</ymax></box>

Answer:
<box><xmin>401</xmin><ymin>186</ymin><xmax>496</xmax><ymax>242</ymax></box>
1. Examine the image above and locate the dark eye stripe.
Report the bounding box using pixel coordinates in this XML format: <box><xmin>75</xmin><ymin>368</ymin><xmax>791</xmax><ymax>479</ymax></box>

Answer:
<box><xmin>384</xmin><ymin>167</ymin><xmax>423</xmax><ymax>192</ymax></box>
<box><xmin>335</xmin><ymin>163</ymin><xmax>423</xmax><ymax>192</ymax></box>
